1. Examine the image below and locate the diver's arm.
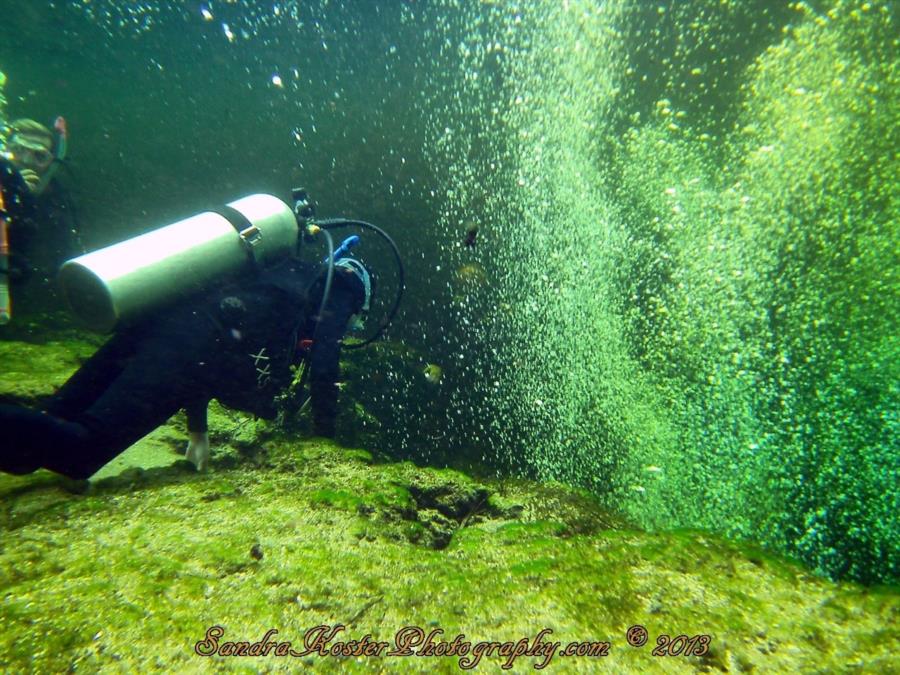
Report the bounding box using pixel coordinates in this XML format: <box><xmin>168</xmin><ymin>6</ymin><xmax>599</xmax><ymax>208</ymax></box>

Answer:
<box><xmin>1</xmin><ymin>163</ymin><xmax>40</xmax><ymax>284</ymax></box>
<box><xmin>0</xmin><ymin>157</ymin><xmax>39</xmax><ymax>230</ymax></box>
<box><xmin>308</xmin><ymin>278</ymin><xmax>362</xmax><ymax>437</ymax></box>
<box><xmin>184</xmin><ymin>397</ymin><xmax>209</xmax><ymax>433</ymax></box>
<box><xmin>184</xmin><ymin>397</ymin><xmax>210</xmax><ymax>471</ymax></box>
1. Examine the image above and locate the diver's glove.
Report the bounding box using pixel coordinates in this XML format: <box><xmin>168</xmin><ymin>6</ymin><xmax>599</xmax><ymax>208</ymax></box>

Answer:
<box><xmin>185</xmin><ymin>431</ymin><xmax>210</xmax><ymax>472</ymax></box>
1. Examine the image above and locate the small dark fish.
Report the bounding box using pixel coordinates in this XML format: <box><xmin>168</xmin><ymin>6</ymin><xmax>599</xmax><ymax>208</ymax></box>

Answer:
<box><xmin>250</xmin><ymin>543</ymin><xmax>263</xmax><ymax>561</ymax></box>
<box><xmin>464</xmin><ymin>222</ymin><xmax>478</xmax><ymax>248</ymax></box>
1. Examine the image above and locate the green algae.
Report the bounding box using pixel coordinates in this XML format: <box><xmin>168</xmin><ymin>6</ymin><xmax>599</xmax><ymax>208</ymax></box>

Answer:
<box><xmin>0</xmin><ymin>339</ymin><xmax>98</xmax><ymax>405</ymax></box>
<box><xmin>310</xmin><ymin>489</ymin><xmax>365</xmax><ymax>511</ymax></box>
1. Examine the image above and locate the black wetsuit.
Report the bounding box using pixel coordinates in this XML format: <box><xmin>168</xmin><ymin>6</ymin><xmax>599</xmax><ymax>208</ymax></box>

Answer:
<box><xmin>0</xmin><ymin>156</ymin><xmax>82</xmax><ymax>315</ymax></box>
<box><xmin>0</xmin><ymin>257</ymin><xmax>365</xmax><ymax>479</ymax></box>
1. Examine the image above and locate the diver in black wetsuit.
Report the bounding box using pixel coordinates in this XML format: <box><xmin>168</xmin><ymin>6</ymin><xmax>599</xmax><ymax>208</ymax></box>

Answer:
<box><xmin>0</xmin><ymin>255</ymin><xmax>373</xmax><ymax>479</ymax></box>
<box><xmin>1</xmin><ymin>118</ymin><xmax>82</xmax><ymax>318</ymax></box>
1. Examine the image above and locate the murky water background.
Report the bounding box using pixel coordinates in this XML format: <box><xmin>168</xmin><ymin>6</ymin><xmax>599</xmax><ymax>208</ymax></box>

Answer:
<box><xmin>0</xmin><ymin>1</ymin><xmax>896</xmax><ymax>585</ymax></box>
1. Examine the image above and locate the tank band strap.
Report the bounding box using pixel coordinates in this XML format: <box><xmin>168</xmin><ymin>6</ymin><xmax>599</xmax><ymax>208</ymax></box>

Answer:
<box><xmin>214</xmin><ymin>204</ymin><xmax>263</xmax><ymax>268</ymax></box>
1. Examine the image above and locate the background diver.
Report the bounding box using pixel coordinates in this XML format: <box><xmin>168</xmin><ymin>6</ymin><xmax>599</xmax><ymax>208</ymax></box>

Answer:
<box><xmin>0</xmin><ymin>117</ymin><xmax>82</xmax><ymax>319</ymax></box>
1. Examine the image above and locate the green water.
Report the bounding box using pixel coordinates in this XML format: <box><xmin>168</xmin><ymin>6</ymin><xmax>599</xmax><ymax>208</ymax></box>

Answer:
<box><xmin>0</xmin><ymin>0</ymin><xmax>896</xmax><ymax>586</ymax></box>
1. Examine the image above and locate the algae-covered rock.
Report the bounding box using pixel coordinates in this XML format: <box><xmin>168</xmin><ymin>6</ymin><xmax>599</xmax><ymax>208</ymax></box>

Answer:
<box><xmin>0</xmin><ymin>437</ymin><xmax>896</xmax><ymax>673</ymax></box>
<box><xmin>0</xmin><ymin>338</ymin><xmax>99</xmax><ymax>405</ymax></box>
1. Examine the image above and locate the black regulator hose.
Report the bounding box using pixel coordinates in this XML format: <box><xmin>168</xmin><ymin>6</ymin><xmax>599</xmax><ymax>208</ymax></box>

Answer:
<box><xmin>316</xmin><ymin>227</ymin><xmax>336</xmax><ymax>338</ymax></box>
<box><xmin>314</xmin><ymin>217</ymin><xmax>405</xmax><ymax>349</ymax></box>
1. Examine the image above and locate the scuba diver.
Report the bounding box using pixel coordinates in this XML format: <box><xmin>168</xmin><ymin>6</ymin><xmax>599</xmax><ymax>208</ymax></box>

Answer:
<box><xmin>0</xmin><ymin>117</ymin><xmax>81</xmax><ymax>321</ymax></box>
<box><xmin>0</xmin><ymin>190</ymin><xmax>403</xmax><ymax>480</ymax></box>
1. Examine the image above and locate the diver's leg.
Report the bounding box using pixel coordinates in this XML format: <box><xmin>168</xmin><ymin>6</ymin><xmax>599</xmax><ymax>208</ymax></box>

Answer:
<box><xmin>0</xmin><ymin>328</ymin><xmax>151</xmax><ymax>479</ymax></box>
<box><xmin>39</xmin><ymin>315</ymin><xmax>221</xmax><ymax>478</ymax></box>
<box><xmin>41</xmin><ymin>329</ymin><xmax>141</xmax><ymax>419</ymax></box>
<box><xmin>0</xmin><ymin>401</ymin><xmax>152</xmax><ymax>480</ymax></box>
<box><xmin>0</xmin><ymin>310</ymin><xmax>220</xmax><ymax>480</ymax></box>
<box><xmin>0</xmin><ymin>404</ymin><xmax>91</xmax><ymax>476</ymax></box>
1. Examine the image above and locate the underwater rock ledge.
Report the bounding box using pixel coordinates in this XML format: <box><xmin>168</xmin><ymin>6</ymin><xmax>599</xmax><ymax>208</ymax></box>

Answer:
<box><xmin>1</xmin><ymin>435</ymin><xmax>897</xmax><ymax>674</ymax></box>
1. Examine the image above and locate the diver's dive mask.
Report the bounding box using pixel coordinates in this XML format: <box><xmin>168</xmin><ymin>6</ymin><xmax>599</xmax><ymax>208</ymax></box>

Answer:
<box><xmin>8</xmin><ymin>137</ymin><xmax>54</xmax><ymax>172</ymax></box>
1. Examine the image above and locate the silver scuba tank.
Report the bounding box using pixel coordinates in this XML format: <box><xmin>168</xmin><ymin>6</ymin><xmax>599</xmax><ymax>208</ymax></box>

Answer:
<box><xmin>58</xmin><ymin>193</ymin><xmax>298</xmax><ymax>333</ymax></box>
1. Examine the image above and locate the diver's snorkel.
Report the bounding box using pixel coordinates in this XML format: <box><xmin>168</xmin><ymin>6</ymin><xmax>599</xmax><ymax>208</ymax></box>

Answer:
<box><xmin>30</xmin><ymin>117</ymin><xmax>67</xmax><ymax>196</ymax></box>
